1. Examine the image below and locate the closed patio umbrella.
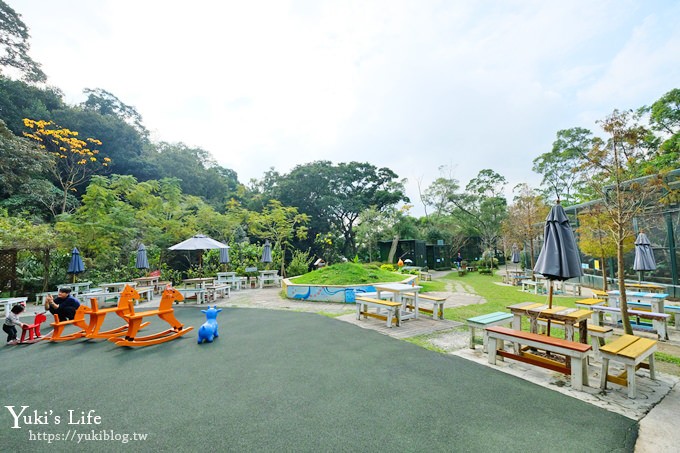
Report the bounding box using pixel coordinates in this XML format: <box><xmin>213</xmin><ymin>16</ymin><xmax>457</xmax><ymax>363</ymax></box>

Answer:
<box><xmin>261</xmin><ymin>240</ymin><xmax>272</xmax><ymax>263</ymax></box>
<box><xmin>68</xmin><ymin>247</ymin><xmax>85</xmax><ymax>283</ymax></box>
<box><xmin>219</xmin><ymin>246</ymin><xmax>230</xmax><ymax>264</ymax></box>
<box><xmin>511</xmin><ymin>243</ymin><xmax>521</xmax><ymax>273</ymax></box>
<box><xmin>533</xmin><ymin>202</ymin><xmax>583</xmax><ymax>334</ymax></box>
<box><xmin>136</xmin><ymin>244</ymin><xmax>150</xmax><ymax>271</ymax></box>
<box><xmin>633</xmin><ymin>232</ymin><xmax>656</xmax><ymax>282</ymax></box>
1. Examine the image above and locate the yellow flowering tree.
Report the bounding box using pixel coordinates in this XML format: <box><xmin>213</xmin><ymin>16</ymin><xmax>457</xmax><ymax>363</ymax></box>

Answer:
<box><xmin>22</xmin><ymin>118</ymin><xmax>110</xmax><ymax>214</ymax></box>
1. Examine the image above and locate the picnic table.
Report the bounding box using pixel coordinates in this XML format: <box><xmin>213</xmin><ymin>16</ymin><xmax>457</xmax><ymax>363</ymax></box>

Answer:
<box><xmin>55</xmin><ymin>281</ymin><xmax>92</xmax><ymax>295</ymax></box>
<box><xmin>506</xmin><ymin>302</ymin><xmax>593</xmax><ymax>344</ymax></box>
<box><xmin>99</xmin><ymin>282</ymin><xmax>137</xmax><ymax>293</ymax></box>
<box><xmin>374</xmin><ymin>282</ymin><xmax>422</xmax><ymax>321</ymax></box>
<box><xmin>257</xmin><ymin>271</ymin><xmax>280</xmax><ymax>289</ymax></box>
<box><xmin>607</xmin><ymin>290</ymin><xmax>669</xmax><ymax>314</ymax></box>
<box><xmin>182</xmin><ymin>277</ymin><xmax>215</xmax><ymax>289</ymax></box>
<box><xmin>133</xmin><ymin>276</ymin><xmax>160</xmax><ymax>292</ymax></box>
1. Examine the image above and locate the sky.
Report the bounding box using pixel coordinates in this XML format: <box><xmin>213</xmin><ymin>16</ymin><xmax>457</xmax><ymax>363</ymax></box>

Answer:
<box><xmin>9</xmin><ymin>0</ymin><xmax>680</xmax><ymax>216</ymax></box>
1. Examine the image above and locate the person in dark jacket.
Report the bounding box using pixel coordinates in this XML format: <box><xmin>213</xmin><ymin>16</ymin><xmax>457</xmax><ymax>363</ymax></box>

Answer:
<box><xmin>45</xmin><ymin>287</ymin><xmax>81</xmax><ymax>321</ymax></box>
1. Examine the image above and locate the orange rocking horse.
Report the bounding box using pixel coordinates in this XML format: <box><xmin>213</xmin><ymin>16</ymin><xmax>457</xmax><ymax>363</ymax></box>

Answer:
<box><xmin>109</xmin><ymin>286</ymin><xmax>193</xmax><ymax>347</ymax></box>
<box><xmin>85</xmin><ymin>285</ymin><xmax>150</xmax><ymax>339</ymax></box>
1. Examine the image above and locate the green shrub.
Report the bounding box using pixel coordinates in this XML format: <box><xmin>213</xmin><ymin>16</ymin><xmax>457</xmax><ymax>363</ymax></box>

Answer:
<box><xmin>286</xmin><ymin>249</ymin><xmax>313</xmax><ymax>277</ymax></box>
<box><xmin>380</xmin><ymin>263</ymin><xmax>396</xmax><ymax>272</ymax></box>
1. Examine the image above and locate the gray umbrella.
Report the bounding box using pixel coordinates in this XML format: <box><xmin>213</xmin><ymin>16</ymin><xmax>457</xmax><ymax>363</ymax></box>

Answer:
<box><xmin>633</xmin><ymin>232</ymin><xmax>656</xmax><ymax>282</ymax></box>
<box><xmin>261</xmin><ymin>240</ymin><xmax>273</xmax><ymax>263</ymax></box>
<box><xmin>135</xmin><ymin>244</ymin><xmax>149</xmax><ymax>270</ymax></box>
<box><xmin>533</xmin><ymin>203</ymin><xmax>583</xmax><ymax>311</ymax></box>
<box><xmin>510</xmin><ymin>243</ymin><xmax>521</xmax><ymax>274</ymax></box>
<box><xmin>219</xmin><ymin>246</ymin><xmax>230</xmax><ymax>264</ymax></box>
<box><xmin>169</xmin><ymin>234</ymin><xmax>229</xmax><ymax>269</ymax></box>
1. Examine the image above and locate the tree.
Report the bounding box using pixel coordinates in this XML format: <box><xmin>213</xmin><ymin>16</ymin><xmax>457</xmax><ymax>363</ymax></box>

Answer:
<box><xmin>247</xmin><ymin>200</ymin><xmax>309</xmax><ymax>276</ymax></box>
<box><xmin>22</xmin><ymin>118</ymin><xmax>109</xmax><ymax>214</ymax></box>
<box><xmin>266</xmin><ymin>161</ymin><xmax>407</xmax><ymax>258</ymax></box>
<box><xmin>641</xmin><ymin>88</ymin><xmax>680</xmax><ymax>172</ymax></box>
<box><xmin>0</xmin><ymin>1</ymin><xmax>46</xmax><ymax>82</ymax></box>
<box><xmin>81</xmin><ymin>88</ymin><xmax>149</xmax><ymax>138</ymax></box>
<box><xmin>576</xmin><ymin>205</ymin><xmax>633</xmax><ymax>291</ymax></box>
<box><xmin>575</xmin><ymin>109</ymin><xmax>661</xmax><ymax>334</ymax></box>
<box><xmin>502</xmin><ymin>183</ymin><xmax>547</xmax><ymax>270</ymax></box>
<box><xmin>449</xmin><ymin>169</ymin><xmax>508</xmax><ymax>255</ymax></box>
<box><xmin>533</xmin><ymin>128</ymin><xmax>592</xmax><ymax>205</ymax></box>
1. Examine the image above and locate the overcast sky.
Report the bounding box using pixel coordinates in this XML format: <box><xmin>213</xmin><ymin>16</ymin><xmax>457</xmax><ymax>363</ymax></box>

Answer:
<box><xmin>10</xmin><ymin>0</ymin><xmax>680</xmax><ymax>215</ymax></box>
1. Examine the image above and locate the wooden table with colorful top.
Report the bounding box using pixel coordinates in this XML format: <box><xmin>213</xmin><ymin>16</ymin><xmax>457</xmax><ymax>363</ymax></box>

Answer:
<box><xmin>506</xmin><ymin>302</ymin><xmax>593</xmax><ymax>344</ymax></box>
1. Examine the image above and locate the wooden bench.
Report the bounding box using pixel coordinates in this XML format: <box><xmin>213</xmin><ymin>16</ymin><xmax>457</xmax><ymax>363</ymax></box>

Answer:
<box><xmin>590</xmin><ymin>289</ymin><xmax>609</xmax><ymax>299</ymax></box>
<box><xmin>206</xmin><ymin>284</ymin><xmax>230</xmax><ymax>301</ymax></box>
<box><xmin>403</xmin><ymin>293</ymin><xmax>447</xmax><ymax>320</ymax></box>
<box><xmin>599</xmin><ymin>334</ymin><xmax>657</xmax><ymax>398</ymax></box>
<box><xmin>48</xmin><ymin>305</ymin><xmax>91</xmax><ymax>342</ymax></box>
<box><xmin>591</xmin><ymin>305</ymin><xmax>670</xmax><ymax>340</ymax></box>
<box><xmin>136</xmin><ymin>286</ymin><xmax>154</xmax><ymax>303</ymax></box>
<box><xmin>485</xmin><ymin>326</ymin><xmax>592</xmax><ymax>390</ymax></box>
<box><xmin>355</xmin><ymin>296</ymin><xmax>402</xmax><ymax>327</ymax></box>
<box><xmin>536</xmin><ymin>318</ymin><xmax>613</xmax><ymax>356</ymax></box>
<box><xmin>466</xmin><ymin>312</ymin><xmax>513</xmax><ymax>351</ymax></box>
<box><xmin>625</xmin><ymin>301</ymin><xmax>680</xmax><ymax>328</ymax></box>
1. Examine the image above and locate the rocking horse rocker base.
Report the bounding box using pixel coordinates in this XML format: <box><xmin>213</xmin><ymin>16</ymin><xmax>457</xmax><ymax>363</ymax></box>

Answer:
<box><xmin>109</xmin><ymin>287</ymin><xmax>193</xmax><ymax>347</ymax></box>
<box><xmin>85</xmin><ymin>289</ymin><xmax>150</xmax><ymax>339</ymax></box>
<box><xmin>48</xmin><ymin>305</ymin><xmax>91</xmax><ymax>342</ymax></box>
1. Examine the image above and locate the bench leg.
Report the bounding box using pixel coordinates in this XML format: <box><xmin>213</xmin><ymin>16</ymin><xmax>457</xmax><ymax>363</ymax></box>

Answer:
<box><xmin>649</xmin><ymin>354</ymin><xmax>656</xmax><ymax>381</ymax></box>
<box><xmin>571</xmin><ymin>358</ymin><xmax>584</xmax><ymax>391</ymax></box>
<box><xmin>600</xmin><ymin>358</ymin><xmax>610</xmax><ymax>391</ymax></box>
<box><xmin>487</xmin><ymin>337</ymin><xmax>498</xmax><ymax>365</ymax></box>
<box><xmin>469</xmin><ymin>326</ymin><xmax>476</xmax><ymax>349</ymax></box>
<box><xmin>386</xmin><ymin>309</ymin><xmax>393</xmax><ymax>328</ymax></box>
<box><xmin>626</xmin><ymin>364</ymin><xmax>637</xmax><ymax>398</ymax></box>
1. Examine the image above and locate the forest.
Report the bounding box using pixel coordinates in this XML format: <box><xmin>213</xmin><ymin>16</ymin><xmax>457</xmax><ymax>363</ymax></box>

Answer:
<box><xmin>1</xmin><ymin>1</ymin><xmax>678</xmax><ymax>296</ymax></box>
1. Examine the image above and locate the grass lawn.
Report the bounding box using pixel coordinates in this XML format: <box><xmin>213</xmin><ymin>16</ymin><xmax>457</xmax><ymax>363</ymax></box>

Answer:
<box><xmin>292</xmin><ymin>262</ymin><xmax>408</xmax><ymax>285</ymax></box>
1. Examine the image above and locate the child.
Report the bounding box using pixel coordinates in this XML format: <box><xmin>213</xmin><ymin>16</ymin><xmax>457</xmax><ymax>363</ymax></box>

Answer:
<box><xmin>3</xmin><ymin>304</ymin><xmax>26</xmax><ymax>345</ymax></box>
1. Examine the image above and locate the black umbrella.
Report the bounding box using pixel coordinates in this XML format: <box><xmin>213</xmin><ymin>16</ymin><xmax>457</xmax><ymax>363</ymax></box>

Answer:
<box><xmin>533</xmin><ymin>202</ymin><xmax>583</xmax><ymax>316</ymax></box>
<box><xmin>136</xmin><ymin>244</ymin><xmax>149</xmax><ymax>272</ymax></box>
<box><xmin>633</xmin><ymin>232</ymin><xmax>656</xmax><ymax>282</ymax></box>
<box><xmin>67</xmin><ymin>247</ymin><xmax>85</xmax><ymax>283</ymax></box>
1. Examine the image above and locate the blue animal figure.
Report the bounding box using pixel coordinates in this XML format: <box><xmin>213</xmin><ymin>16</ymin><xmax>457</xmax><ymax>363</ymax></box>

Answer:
<box><xmin>197</xmin><ymin>306</ymin><xmax>222</xmax><ymax>344</ymax></box>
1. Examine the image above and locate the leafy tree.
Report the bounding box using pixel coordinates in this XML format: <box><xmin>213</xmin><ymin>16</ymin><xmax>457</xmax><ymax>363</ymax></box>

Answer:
<box><xmin>502</xmin><ymin>183</ymin><xmax>548</xmax><ymax>270</ymax></box>
<box><xmin>51</xmin><ymin>107</ymin><xmax>150</xmax><ymax>181</ymax></box>
<box><xmin>81</xmin><ymin>88</ymin><xmax>149</xmax><ymax>138</ymax></box>
<box><xmin>0</xmin><ymin>118</ymin><xmax>48</xmax><ymax>199</ymax></box>
<box><xmin>641</xmin><ymin>88</ymin><xmax>680</xmax><ymax>172</ymax></box>
<box><xmin>0</xmin><ymin>1</ymin><xmax>46</xmax><ymax>82</ymax></box>
<box><xmin>22</xmin><ymin>118</ymin><xmax>109</xmax><ymax>214</ymax></box>
<box><xmin>247</xmin><ymin>200</ymin><xmax>309</xmax><ymax>276</ymax></box>
<box><xmin>420</xmin><ymin>165</ymin><xmax>460</xmax><ymax>218</ymax></box>
<box><xmin>449</xmin><ymin>169</ymin><xmax>508</xmax><ymax>256</ymax></box>
<box><xmin>265</xmin><ymin>161</ymin><xmax>407</xmax><ymax>257</ymax></box>
<box><xmin>533</xmin><ymin>128</ymin><xmax>592</xmax><ymax>204</ymax></box>
<box><xmin>0</xmin><ymin>76</ymin><xmax>63</xmax><ymax>133</ymax></box>
<box><xmin>576</xmin><ymin>205</ymin><xmax>633</xmax><ymax>291</ymax></box>
<box><xmin>575</xmin><ymin>109</ymin><xmax>661</xmax><ymax>334</ymax></box>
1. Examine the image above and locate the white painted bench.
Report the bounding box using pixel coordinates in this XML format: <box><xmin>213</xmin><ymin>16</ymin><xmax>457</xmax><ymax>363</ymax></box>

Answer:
<box><xmin>206</xmin><ymin>284</ymin><xmax>230</xmax><ymax>301</ymax></box>
<box><xmin>466</xmin><ymin>312</ymin><xmax>513</xmax><ymax>351</ymax></box>
<box><xmin>355</xmin><ymin>296</ymin><xmax>402</xmax><ymax>327</ymax></box>
<box><xmin>591</xmin><ymin>305</ymin><xmax>670</xmax><ymax>340</ymax></box>
<box><xmin>600</xmin><ymin>334</ymin><xmax>657</xmax><ymax>398</ymax></box>
<box><xmin>485</xmin><ymin>326</ymin><xmax>592</xmax><ymax>391</ymax></box>
<box><xmin>0</xmin><ymin>297</ymin><xmax>27</xmax><ymax>316</ymax></box>
<box><xmin>403</xmin><ymin>293</ymin><xmax>447</xmax><ymax>320</ymax></box>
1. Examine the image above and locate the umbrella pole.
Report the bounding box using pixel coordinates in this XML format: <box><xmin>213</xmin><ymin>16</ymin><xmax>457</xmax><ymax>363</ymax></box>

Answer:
<box><xmin>546</xmin><ymin>282</ymin><xmax>553</xmax><ymax>337</ymax></box>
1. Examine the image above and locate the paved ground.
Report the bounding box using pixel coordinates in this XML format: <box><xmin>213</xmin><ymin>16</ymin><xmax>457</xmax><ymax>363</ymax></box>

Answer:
<box><xmin>18</xmin><ymin>273</ymin><xmax>679</xmax><ymax>452</ymax></box>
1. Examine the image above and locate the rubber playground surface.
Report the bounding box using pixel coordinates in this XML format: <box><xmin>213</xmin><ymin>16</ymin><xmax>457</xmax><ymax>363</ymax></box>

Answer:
<box><xmin>1</xmin><ymin>307</ymin><xmax>637</xmax><ymax>452</ymax></box>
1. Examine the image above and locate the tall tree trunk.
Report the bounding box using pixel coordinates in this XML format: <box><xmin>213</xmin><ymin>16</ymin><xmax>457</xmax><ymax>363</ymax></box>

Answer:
<box><xmin>600</xmin><ymin>254</ymin><xmax>608</xmax><ymax>291</ymax></box>
<box><xmin>387</xmin><ymin>235</ymin><xmax>399</xmax><ymax>263</ymax></box>
<box><xmin>618</xmin><ymin>240</ymin><xmax>633</xmax><ymax>334</ymax></box>
<box><xmin>42</xmin><ymin>248</ymin><xmax>50</xmax><ymax>292</ymax></box>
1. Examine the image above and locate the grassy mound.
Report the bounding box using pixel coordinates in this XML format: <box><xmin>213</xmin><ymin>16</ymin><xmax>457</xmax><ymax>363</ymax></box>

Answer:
<box><xmin>292</xmin><ymin>262</ymin><xmax>406</xmax><ymax>285</ymax></box>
